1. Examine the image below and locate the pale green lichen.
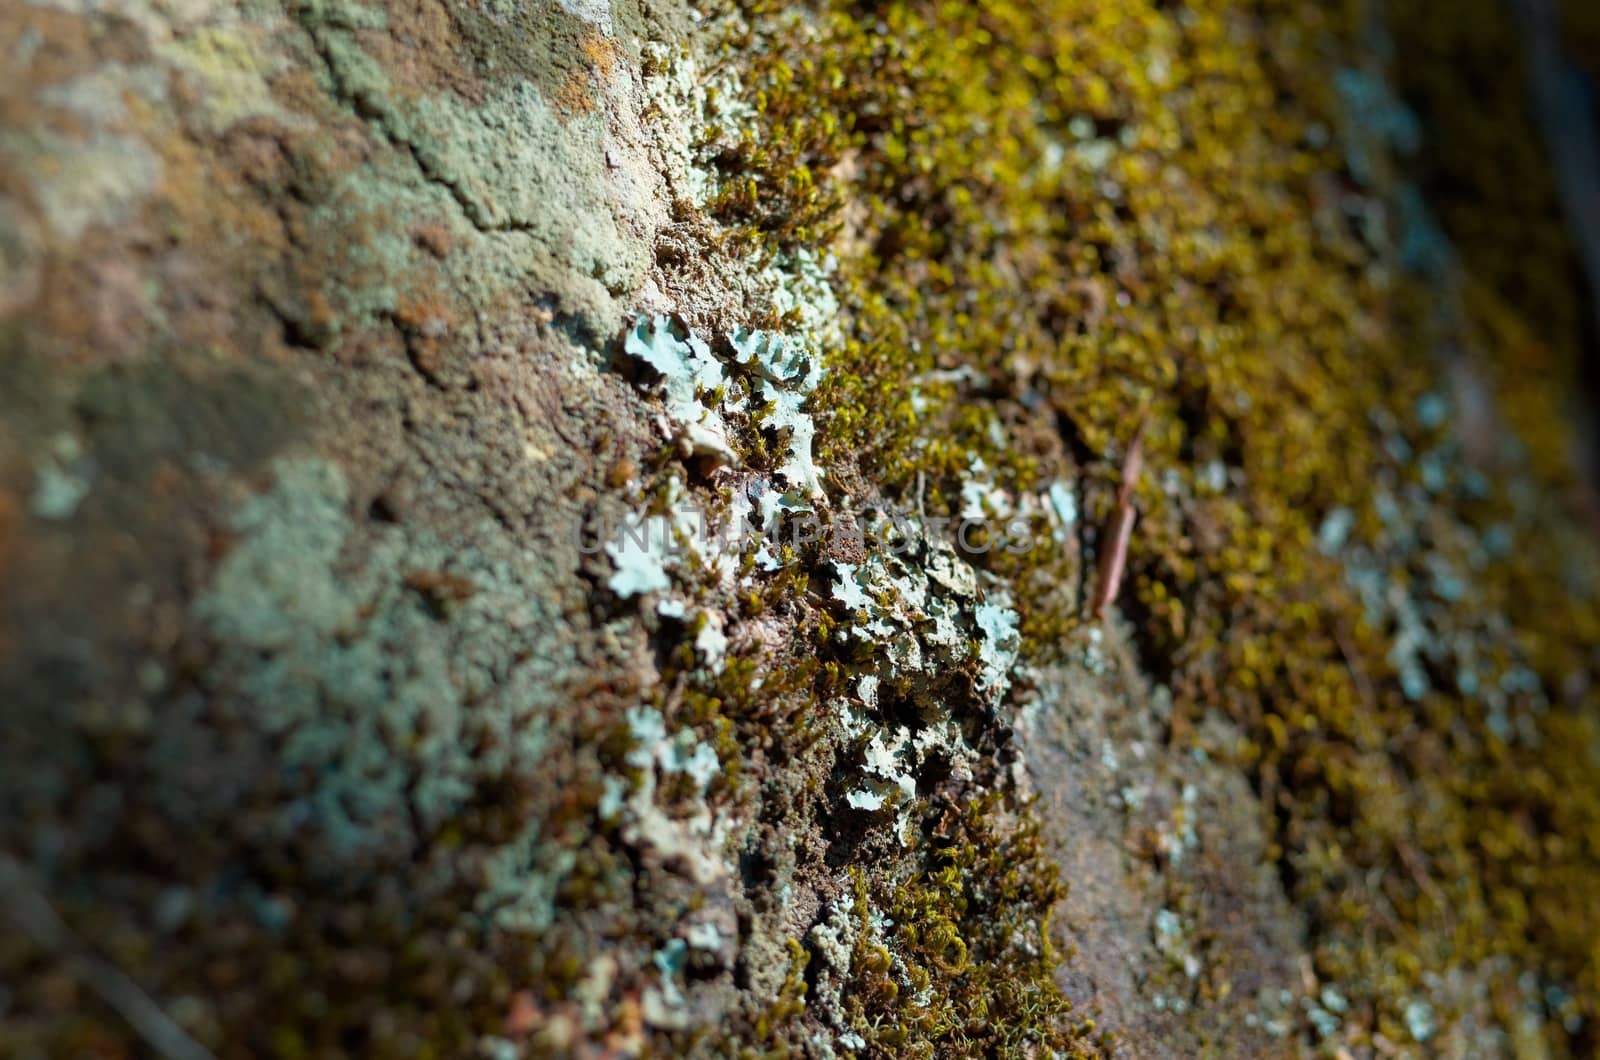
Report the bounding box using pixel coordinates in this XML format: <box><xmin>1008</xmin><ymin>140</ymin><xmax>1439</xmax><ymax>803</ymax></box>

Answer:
<box><xmin>193</xmin><ymin>458</ymin><xmax>569</xmax><ymax>861</ymax></box>
<box><xmin>1152</xmin><ymin>907</ymin><xmax>1200</xmax><ymax>980</ymax></box>
<box><xmin>2</xmin><ymin>127</ymin><xmax>162</xmax><ymax>244</ymax></box>
<box><xmin>623</xmin><ymin>314</ymin><xmax>734</xmax><ymax>460</ymax></box>
<box><xmin>973</xmin><ymin>601</ymin><xmax>1021</xmax><ymax>695</ymax></box>
<box><xmin>805</xmin><ymin>898</ymin><xmax>861</xmax><ymax>1030</ymax></box>
<box><xmin>619</xmin><ymin>316</ymin><xmax>826</xmax><ymax>497</ymax></box>
<box><xmin>606</xmin><ymin>513</ymin><xmax>674</xmax><ymax>598</ymax></box>
<box><xmin>158</xmin><ymin>25</ymin><xmax>303</xmax><ymax>134</ymax></box>
<box><xmin>296</xmin><ymin>0</ymin><xmax>663</xmax><ymax>330</ymax></box>
<box><xmin>733</xmin><ymin>326</ymin><xmax>825</xmax><ymax>498</ymax></box>
<box><xmin>822</xmin><ymin>523</ymin><xmax>1024</xmax><ymax>844</ymax></box>
<box><xmin>29</xmin><ymin>432</ymin><xmax>91</xmax><ymax>521</ymax></box>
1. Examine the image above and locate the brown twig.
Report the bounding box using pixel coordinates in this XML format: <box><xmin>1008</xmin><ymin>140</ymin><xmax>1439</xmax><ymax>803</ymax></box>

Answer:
<box><xmin>0</xmin><ymin>854</ymin><xmax>217</xmax><ymax>1060</ymax></box>
<box><xmin>1092</xmin><ymin>412</ymin><xmax>1148</xmax><ymax>617</ymax></box>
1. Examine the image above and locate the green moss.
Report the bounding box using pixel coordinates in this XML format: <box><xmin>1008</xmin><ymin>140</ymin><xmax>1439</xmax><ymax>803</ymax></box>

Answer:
<box><xmin>832</xmin><ymin>797</ymin><xmax>1106</xmax><ymax>1057</ymax></box>
<box><xmin>699</xmin><ymin>0</ymin><xmax>1600</xmax><ymax>1051</ymax></box>
<box><xmin>752</xmin><ymin>939</ymin><xmax>811</xmax><ymax>1047</ymax></box>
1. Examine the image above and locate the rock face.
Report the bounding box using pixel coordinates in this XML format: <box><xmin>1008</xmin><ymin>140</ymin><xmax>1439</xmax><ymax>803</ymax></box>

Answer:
<box><xmin>3</xmin><ymin>0</ymin><xmax>1599</xmax><ymax>1057</ymax></box>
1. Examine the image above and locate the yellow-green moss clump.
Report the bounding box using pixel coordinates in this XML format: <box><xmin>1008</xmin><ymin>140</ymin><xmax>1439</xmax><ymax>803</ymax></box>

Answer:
<box><xmin>705</xmin><ymin>0</ymin><xmax>1600</xmax><ymax>1052</ymax></box>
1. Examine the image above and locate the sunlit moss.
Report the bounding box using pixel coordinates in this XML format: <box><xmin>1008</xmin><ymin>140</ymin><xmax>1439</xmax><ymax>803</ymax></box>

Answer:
<box><xmin>702</xmin><ymin>0</ymin><xmax>1600</xmax><ymax>1051</ymax></box>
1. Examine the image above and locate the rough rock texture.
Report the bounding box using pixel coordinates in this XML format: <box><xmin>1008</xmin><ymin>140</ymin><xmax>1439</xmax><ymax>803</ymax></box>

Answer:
<box><xmin>3</xmin><ymin>0</ymin><xmax>1600</xmax><ymax>1058</ymax></box>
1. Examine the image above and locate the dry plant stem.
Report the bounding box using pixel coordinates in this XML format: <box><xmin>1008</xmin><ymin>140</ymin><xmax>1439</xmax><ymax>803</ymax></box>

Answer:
<box><xmin>0</xmin><ymin>855</ymin><xmax>217</xmax><ymax>1060</ymax></box>
<box><xmin>1092</xmin><ymin>417</ymin><xmax>1148</xmax><ymax>618</ymax></box>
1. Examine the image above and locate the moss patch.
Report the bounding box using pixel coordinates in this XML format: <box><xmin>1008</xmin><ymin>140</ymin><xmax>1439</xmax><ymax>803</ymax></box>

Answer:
<box><xmin>704</xmin><ymin>0</ymin><xmax>1600</xmax><ymax>1051</ymax></box>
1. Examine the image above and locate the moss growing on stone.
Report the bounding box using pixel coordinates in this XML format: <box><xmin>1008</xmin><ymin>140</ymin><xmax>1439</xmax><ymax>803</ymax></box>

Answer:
<box><xmin>700</xmin><ymin>0</ymin><xmax>1600</xmax><ymax>1052</ymax></box>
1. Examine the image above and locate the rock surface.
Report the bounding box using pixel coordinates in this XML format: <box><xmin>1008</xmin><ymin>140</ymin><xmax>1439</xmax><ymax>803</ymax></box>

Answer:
<box><xmin>3</xmin><ymin>0</ymin><xmax>1599</xmax><ymax>1057</ymax></box>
